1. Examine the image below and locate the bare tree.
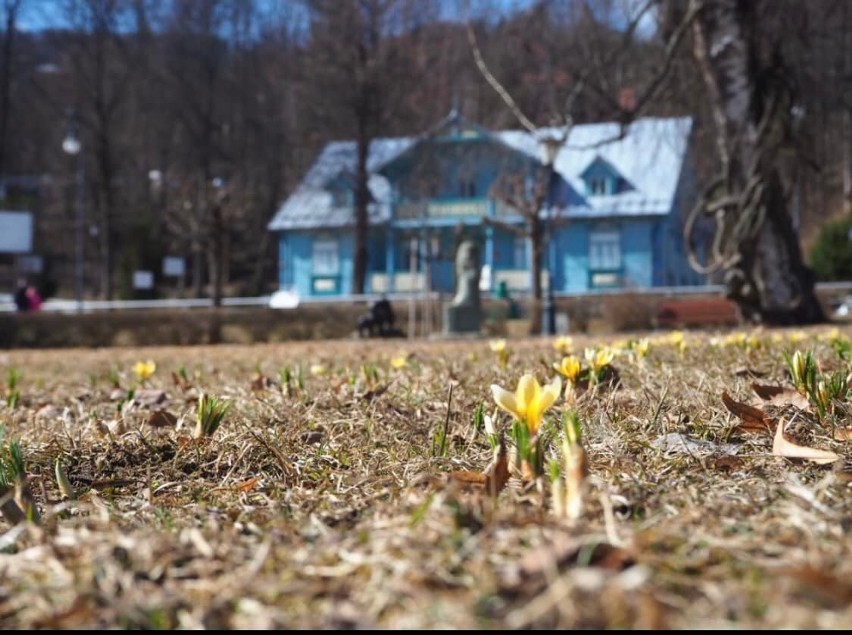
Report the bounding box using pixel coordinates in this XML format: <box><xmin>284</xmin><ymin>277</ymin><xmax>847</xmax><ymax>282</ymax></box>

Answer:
<box><xmin>465</xmin><ymin>0</ymin><xmax>700</xmax><ymax>330</ymax></box>
<box><xmin>63</xmin><ymin>0</ymin><xmax>141</xmax><ymax>300</ymax></box>
<box><xmin>0</xmin><ymin>0</ymin><xmax>24</xmax><ymax>179</ymax></box>
<box><xmin>305</xmin><ymin>0</ymin><xmax>430</xmax><ymax>295</ymax></box>
<box><xmin>683</xmin><ymin>0</ymin><xmax>825</xmax><ymax>323</ymax></box>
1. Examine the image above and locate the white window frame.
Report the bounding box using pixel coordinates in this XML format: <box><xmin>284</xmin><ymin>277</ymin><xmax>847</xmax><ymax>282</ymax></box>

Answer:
<box><xmin>589</xmin><ymin>229</ymin><xmax>621</xmax><ymax>270</ymax></box>
<box><xmin>312</xmin><ymin>238</ymin><xmax>340</xmax><ymax>275</ymax></box>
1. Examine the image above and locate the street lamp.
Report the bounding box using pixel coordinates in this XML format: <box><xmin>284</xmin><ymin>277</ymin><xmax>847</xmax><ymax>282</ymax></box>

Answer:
<box><xmin>539</xmin><ymin>136</ymin><xmax>561</xmax><ymax>336</ymax></box>
<box><xmin>62</xmin><ymin>114</ymin><xmax>85</xmax><ymax>313</ymax></box>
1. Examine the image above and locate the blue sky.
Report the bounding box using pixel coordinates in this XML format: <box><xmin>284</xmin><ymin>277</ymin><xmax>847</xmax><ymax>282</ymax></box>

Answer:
<box><xmin>14</xmin><ymin>0</ymin><xmax>535</xmax><ymax>32</ymax></box>
<box><xmin>14</xmin><ymin>0</ymin><xmax>656</xmax><ymax>38</ymax></box>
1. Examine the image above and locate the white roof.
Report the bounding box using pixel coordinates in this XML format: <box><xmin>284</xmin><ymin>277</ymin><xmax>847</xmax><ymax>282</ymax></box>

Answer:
<box><xmin>268</xmin><ymin>116</ymin><xmax>692</xmax><ymax>231</ymax></box>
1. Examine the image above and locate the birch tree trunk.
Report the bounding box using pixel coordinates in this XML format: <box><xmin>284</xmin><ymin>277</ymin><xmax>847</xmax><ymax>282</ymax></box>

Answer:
<box><xmin>691</xmin><ymin>0</ymin><xmax>825</xmax><ymax>324</ymax></box>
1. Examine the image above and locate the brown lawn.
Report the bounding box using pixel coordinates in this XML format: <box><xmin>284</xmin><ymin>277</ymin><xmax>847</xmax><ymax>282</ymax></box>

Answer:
<box><xmin>0</xmin><ymin>326</ymin><xmax>850</xmax><ymax>629</ymax></box>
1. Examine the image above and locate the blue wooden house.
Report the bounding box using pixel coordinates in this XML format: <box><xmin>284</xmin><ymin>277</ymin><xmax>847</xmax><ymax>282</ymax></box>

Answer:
<box><xmin>267</xmin><ymin>113</ymin><xmax>705</xmax><ymax>299</ymax></box>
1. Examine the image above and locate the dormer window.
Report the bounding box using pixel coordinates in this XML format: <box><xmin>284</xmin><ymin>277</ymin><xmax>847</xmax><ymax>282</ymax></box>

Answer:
<box><xmin>580</xmin><ymin>155</ymin><xmax>629</xmax><ymax>197</ymax></box>
<box><xmin>326</xmin><ymin>170</ymin><xmax>357</xmax><ymax>207</ymax></box>
<box><xmin>331</xmin><ymin>188</ymin><xmax>352</xmax><ymax>207</ymax></box>
<box><xmin>588</xmin><ymin>177</ymin><xmax>608</xmax><ymax>196</ymax></box>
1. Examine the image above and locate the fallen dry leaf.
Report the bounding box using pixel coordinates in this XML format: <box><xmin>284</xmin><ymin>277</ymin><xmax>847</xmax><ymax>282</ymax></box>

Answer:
<box><xmin>171</xmin><ymin>371</ymin><xmax>191</xmax><ymax>391</ymax></box>
<box><xmin>734</xmin><ymin>366</ymin><xmax>768</xmax><ymax>378</ymax></box>
<box><xmin>236</xmin><ymin>477</ymin><xmax>260</xmax><ymax>492</ymax></box>
<box><xmin>147</xmin><ymin>410</ymin><xmax>177</xmax><ymax>428</ymax></box>
<box><xmin>778</xmin><ymin>566</ymin><xmax>852</xmax><ymax>607</ymax></box>
<box><xmin>772</xmin><ymin>417</ymin><xmax>841</xmax><ymax>465</ymax></box>
<box><xmin>499</xmin><ymin>535</ymin><xmax>634</xmax><ymax>592</ymax></box>
<box><xmin>833</xmin><ymin>457</ymin><xmax>852</xmax><ymax>483</ymax></box>
<box><xmin>833</xmin><ymin>427</ymin><xmax>852</xmax><ymax>441</ymax></box>
<box><xmin>484</xmin><ymin>439</ymin><xmax>510</xmax><ymax>497</ymax></box>
<box><xmin>449</xmin><ymin>438</ymin><xmax>509</xmax><ymax>497</ymax></box>
<box><xmin>250</xmin><ymin>373</ymin><xmax>271</xmax><ymax>391</ymax></box>
<box><xmin>358</xmin><ymin>382</ymin><xmax>392</xmax><ymax>402</ymax></box>
<box><xmin>133</xmin><ymin>389</ymin><xmax>168</xmax><ymax>408</ymax></box>
<box><xmin>721</xmin><ymin>391</ymin><xmax>773</xmax><ymax>433</ymax></box>
<box><xmin>751</xmin><ymin>383</ymin><xmax>810</xmax><ymax>410</ymax></box>
<box><xmin>710</xmin><ymin>455</ymin><xmax>745</xmax><ymax>472</ymax></box>
<box><xmin>0</xmin><ymin>486</ymin><xmax>26</xmax><ymax>524</ymax></box>
<box><xmin>448</xmin><ymin>471</ymin><xmax>487</xmax><ymax>485</ymax></box>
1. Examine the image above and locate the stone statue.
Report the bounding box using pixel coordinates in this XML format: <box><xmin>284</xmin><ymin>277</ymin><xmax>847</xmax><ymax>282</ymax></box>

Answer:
<box><xmin>451</xmin><ymin>240</ymin><xmax>481</xmax><ymax>308</ymax></box>
<box><xmin>443</xmin><ymin>239</ymin><xmax>482</xmax><ymax>334</ymax></box>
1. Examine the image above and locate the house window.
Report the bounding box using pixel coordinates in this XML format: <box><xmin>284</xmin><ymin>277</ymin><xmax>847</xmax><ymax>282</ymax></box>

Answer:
<box><xmin>589</xmin><ymin>229</ymin><xmax>621</xmax><ymax>270</ymax></box>
<box><xmin>588</xmin><ymin>177</ymin><xmax>608</xmax><ymax>196</ymax></box>
<box><xmin>403</xmin><ymin>236</ymin><xmax>422</xmax><ymax>272</ymax></box>
<box><xmin>312</xmin><ymin>239</ymin><xmax>340</xmax><ymax>275</ymax></box>
<box><xmin>331</xmin><ymin>189</ymin><xmax>351</xmax><ymax>207</ymax></box>
<box><xmin>512</xmin><ymin>236</ymin><xmax>527</xmax><ymax>269</ymax></box>
<box><xmin>458</xmin><ymin>178</ymin><xmax>476</xmax><ymax>198</ymax></box>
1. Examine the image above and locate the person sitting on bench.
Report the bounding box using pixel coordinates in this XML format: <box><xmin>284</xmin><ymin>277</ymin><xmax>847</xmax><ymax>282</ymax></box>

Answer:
<box><xmin>357</xmin><ymin>297</ymin><xmax>396</xmax><ymax>337</ymax></box>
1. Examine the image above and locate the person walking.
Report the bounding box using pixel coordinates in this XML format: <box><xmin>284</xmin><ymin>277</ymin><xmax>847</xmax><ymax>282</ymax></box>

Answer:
<box><xmin>13</xmin><ymin>278</ymin><xmax>29</xmax><ymax>312</ymax></box>
<box><xmin>25</xmin><ymin>284</ymin><xmax>42</xmax><ymax>311</ymax></box>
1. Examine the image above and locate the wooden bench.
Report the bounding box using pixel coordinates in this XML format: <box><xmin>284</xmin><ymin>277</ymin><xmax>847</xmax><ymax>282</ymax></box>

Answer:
<box><xmin>655</xmin><ymin>298</ymin><xmax>741</xmax><ymax>329</ymax></box>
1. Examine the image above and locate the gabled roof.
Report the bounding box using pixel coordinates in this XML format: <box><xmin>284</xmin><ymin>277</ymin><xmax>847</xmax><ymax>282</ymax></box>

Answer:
<box><xmin>497</xmin><ymin>117</ymin><xmax>692</xmax><ymax>218</ymax></box>
<box><xmin>268</xmin><ymin>137</ymin><xmax>414</xmax><ymax>231</ymax></box>
<box><xmin>267</xmin><ymin>116</ymin><xmax>692</xmax><ymax>231</ymax></box>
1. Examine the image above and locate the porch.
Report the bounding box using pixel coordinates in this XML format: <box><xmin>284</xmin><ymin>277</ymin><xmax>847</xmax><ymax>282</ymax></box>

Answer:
<box><xmin>369</xmin><ymin>269</ymin><xmax>549</xmax><ymax>295</ymax></box>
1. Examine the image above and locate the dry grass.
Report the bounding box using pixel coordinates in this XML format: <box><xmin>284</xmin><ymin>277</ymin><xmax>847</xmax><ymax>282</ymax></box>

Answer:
<box><xmin>0</xmin><ymin>326</ymin><xmax>850</xmax><ymax>629</ymax></box>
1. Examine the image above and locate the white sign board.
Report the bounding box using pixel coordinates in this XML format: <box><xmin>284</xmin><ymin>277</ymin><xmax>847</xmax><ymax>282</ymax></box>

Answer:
<box><xmin>268</xmin><ymin>288</ymin><xmax>300</xmax><ymax>309</ymax></box>
<box><xmin>0</xmin><ymin>211</ymin><xmax>33</xmax><ymax>254</ymax></box>
<box><xmin>133</xmin><ymin>270</ymin><xmax>154</xmax><ymax>290</ymax></box>
<box><xmin>162</xmin><ymin>256</ymin><xmax>185</xmax><ymax>277</ymax></box>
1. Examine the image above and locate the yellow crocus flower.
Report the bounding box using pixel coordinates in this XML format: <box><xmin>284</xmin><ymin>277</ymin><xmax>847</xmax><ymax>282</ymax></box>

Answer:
<box><xmin>584</xmin><ymin>347</ymin><xmax>614</xmax><ymax>374</ymax></box>
<box><xmin>133</xmin><ymin>360</ymin><xmax>156</xmax><ymax>382</ymax></box>
<box><xmin>553</xmin><ymin>355</ymin><xmax>582</xmax><ymax>383</ymax></box>
<box><xmin>489</xmin><ymin>338</ymin><xmax>510</xmax><ymax>369</ymax></box>
<box><xmin>552</xmin><ymin>335</ymin><xmax>573</xmax><ymax>354</ymax></box>
<box><xmin>787</xmin><ymin>330</ymin><xmax>806</xmax><ymax>345</ymax></box>
<box><xmin>390</xmin><ymin>354</ymin><xmax>408</xmax><ymax>369</ymax></box>
<box><xmin>491</xmin><ymin>373</ymin><xmax>562</xmax><ymax>436</ymax></box>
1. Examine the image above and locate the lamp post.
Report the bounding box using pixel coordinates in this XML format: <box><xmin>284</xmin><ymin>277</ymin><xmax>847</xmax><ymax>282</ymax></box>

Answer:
<box><xmin>62</xmin><ymin>115</ymin><xmax>85</xmax><ymax>313</ymax></box>
<box><xmin>539</xmin><ymin>136</ymin><xmax>561</xmax><ymax>336</ymax></box>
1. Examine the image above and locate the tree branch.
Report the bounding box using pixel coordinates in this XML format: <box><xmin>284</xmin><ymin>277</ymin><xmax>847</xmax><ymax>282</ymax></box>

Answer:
<box><xmin>464</xmin><ymin>14</ymin><xmax>537</xmax><ymax>134</ymax></box>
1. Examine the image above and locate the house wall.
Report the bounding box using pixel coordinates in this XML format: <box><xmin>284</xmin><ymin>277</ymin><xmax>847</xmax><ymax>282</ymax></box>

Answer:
<box><xmin>279</xmin><ymin>230</ymin><xmax>356</xmax><ymax>297</ymax></box>
<box><xmin>622</xmin><ymin>220</ymin><xmax>653</xmax><ymax>288</ymax></box>
<box><xmin>657</xmin><ymin>144</ymin><xmax>705</xmax><ymax>287</ymax></box>
<box><xmin>492</xmin><ymin>227</ymin><xmax>523</xmax><ymax>270</ymax></box>
<box><xmin>557</xmin><ymin>223</ymin><xmax>589</xmax><ymax>293</ymax></box>
<box><xmin>554</xmin><ymin>218</ymin><xmax>656</xmax><ymax>292</ymax></box>
<box><xmin>286</xmin><ymin>232</ymin><xmax>312</xmax><ymax>297</ymax></box>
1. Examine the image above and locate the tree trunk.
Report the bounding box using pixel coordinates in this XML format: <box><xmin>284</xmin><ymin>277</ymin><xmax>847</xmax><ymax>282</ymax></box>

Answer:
<box><xmin>692</xmin><ymin>0</ymin><xmax>825</xmax><ymax>325</ymax></box>
<box><xmin>208</xmin><ymin>199</ymin><xmax>224</xmax><ymax>307</ymax></box>
<box><xmin>0</xmin><ymin>1</ymin><xmax>21</xmax><ymax>179</ymax></box>
<box><xmin>96</xmin><ymin>130</ymin><xmax>114</xmax><ymax>300</ymax></box>
<box><xmin>191</xmin><ymin>237</ymin><xmax>204</xmax><ymax>298</ymax></box>
<box><xmin>526</xmin><ymin>214</ymin><xmax>545</xmax><ymax>335</ymax></box>
<box><xmin>352</xmin><ymin>127</ymin><xmax>370</xmax><ymax>295</ymax></box>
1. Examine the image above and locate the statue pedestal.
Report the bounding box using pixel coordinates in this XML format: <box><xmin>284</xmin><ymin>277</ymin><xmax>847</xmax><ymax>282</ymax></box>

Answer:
<box><xmin>443</xmin><ymin>304</ymin><xmax>481</xmax><ymax>334</ymax></box>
